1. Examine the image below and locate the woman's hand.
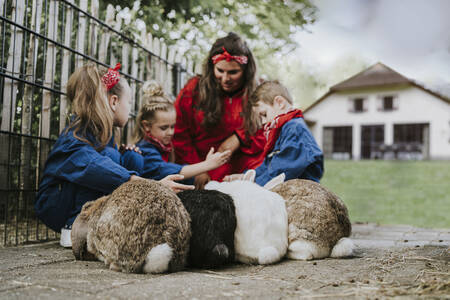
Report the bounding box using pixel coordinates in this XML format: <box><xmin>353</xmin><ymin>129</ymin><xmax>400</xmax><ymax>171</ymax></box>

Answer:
<box><xmin>205</xmin><ymin>147</ymin><xmax>231</xmax><ymax>168</ymax></box>
<box><xmin>222</xmin><ymin>173</ymin><xmax>244</xmax><ymax>182</ymax></box>
<box><xmin>119</xmin><ymin>144</ymin><xmax>142</xmax><ymax>154</ymax></box>
<box><xmin>194</xmin><ymin>172</ymin><xmax>211</xmax><ymax>190</ymax></box>
<box><xmin>217</xmin><ymin>134</ymin><xmax>240</xmax><ymax>154</ymax></box>
<box><xmin>159</xmin><ymin>174</ymin><xmax>195</xmax><ymax>193</ymax></box>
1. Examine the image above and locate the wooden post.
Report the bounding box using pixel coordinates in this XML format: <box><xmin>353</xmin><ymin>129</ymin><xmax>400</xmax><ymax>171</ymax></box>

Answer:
<box><xmin>88</xmin><ymin>0</ymin><xmax>99</xmax><ymax>57</ymax></box>
<box><xmin>98</xmin><ymin>4</ymin><xmax>115</xmax><ymax>63</ymax></box>
<box><xmin>41</xmin><ymin>0</ymin><xmax>59</xmax><ymax>138</ymax></box>
<box><xmin>1</xmin><ymin>0</ymin><xmax>26</xmax><ymax>131</ymax></box>
<box><xmin>60</xmin><ymin>0</ymin><xmax>74</xmax><ymax>132</ymax></box>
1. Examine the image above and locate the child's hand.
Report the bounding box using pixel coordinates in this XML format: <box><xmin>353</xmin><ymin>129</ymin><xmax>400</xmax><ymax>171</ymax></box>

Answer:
<box><xmin>159</xmin><ymin>174</ymin><xmax>195</xmax><ymax>193</ymax></box>
<box><xmin>120</xmin><ymin>144</ymin><xmax>142</xmax><ymax>154</ymax></box>
<box><xmin>205</xmin><ymin>147</ymin><xmax>231</xmax><ymax>168</ymax></box>
<box><xmin>223</xmin><ymin>173</ymin><xmax>244</xmax><ymax>182</ymax></box>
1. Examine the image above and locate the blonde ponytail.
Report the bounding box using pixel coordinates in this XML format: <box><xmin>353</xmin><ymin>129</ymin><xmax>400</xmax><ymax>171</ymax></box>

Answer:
<box><xmin>66</xmin><ymin>63</ymin><xmax>125</xmax><ymax>150</ymax></box>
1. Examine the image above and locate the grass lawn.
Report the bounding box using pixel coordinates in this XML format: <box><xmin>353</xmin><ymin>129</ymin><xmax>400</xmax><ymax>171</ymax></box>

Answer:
<box><xmin>320</xmin><ymin>160</ymin><xmax>450</xmax><ymax>229</ymax></box>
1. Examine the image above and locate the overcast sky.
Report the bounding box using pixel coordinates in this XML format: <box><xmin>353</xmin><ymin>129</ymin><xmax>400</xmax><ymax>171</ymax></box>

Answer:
<box><xmin>292</xmin><ymin>0</ymin><xmax>450</xmax><ymax>86</ymax></box>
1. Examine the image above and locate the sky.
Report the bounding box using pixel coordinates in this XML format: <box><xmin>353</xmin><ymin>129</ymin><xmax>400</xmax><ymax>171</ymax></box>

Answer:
<box><xmin>292</xmin><ymin>0</ymin><xmax>450</xmax><ymax>87</ymax></box>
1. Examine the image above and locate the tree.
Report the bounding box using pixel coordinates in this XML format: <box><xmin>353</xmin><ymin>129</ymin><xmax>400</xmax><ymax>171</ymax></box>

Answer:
<box><xmin>101</xmin><ymin>0</ymin><xmax>317</xmax><ymax>61</ymax></box>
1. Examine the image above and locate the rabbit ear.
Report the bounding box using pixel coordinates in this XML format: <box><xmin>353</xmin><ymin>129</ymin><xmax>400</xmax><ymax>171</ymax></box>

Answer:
<box><xmin>263</xmin><ymin>173</ymin><xmax>285</xmax><ymax>190</ymax></box>
<box><xmin>243</xmin><ymin>169</ymin><xmax>256</xmax><ymax>182</ymax></box>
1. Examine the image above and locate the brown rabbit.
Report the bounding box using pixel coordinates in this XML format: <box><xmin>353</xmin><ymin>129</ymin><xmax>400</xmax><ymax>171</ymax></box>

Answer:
<box><xmin>71</xmin><ymin>179</ymin><xmax>191</xmax><ymax>273</ymax></box>
<box><xmin>271</xmin><ymin>179</ymin><xmax>353</xmax><ymax>260</ymax></box>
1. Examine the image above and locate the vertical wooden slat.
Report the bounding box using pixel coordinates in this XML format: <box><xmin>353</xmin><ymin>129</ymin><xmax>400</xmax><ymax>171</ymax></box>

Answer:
<box><xmin>187</xmin><ymin>58</ymin><xmax>194</xmax><ymax>76</ymax></box>
<box><xmin>75</xmin><ymin>0</ymin><xmax>87</xmax><ymax>68</ymax></box>
<box><xmin>145</xmin><ymin>32</ymin><xmax>153</xmax><ymax>81</ymax></box>
<box><xmin>22</xmin><ymin>0</ymin><xmax>43</xmax><ymax>136</ymax></box>
<box><xmin>160</xmin><ymin>41</ymin><xmax>167</xmax><ymax>91</ymax></box>
<box><xmin>194</xmin><ymin>61</ymin><xmax>202</xmax><ymax>75</ymax></box>
<box><xmin>41</xmin><ymin>0</ymin><xmax>59</xmax><ymax>138</ymax></box>
<box><xmin>1</xmin><ymin>0</ymin><xmax>26</xmax><ymax>131</ymax></box>
<box><xmin>167</xmin><ymin>47</ymin><xmax>175</xmax><ymax>98</ymax></box>
<box><xmin>59</xmin><ymin>0</ymin><xmax>74</xmax><ymax>132</ymax></box>
<box><xmin>153</xmin><ymin>37</ymin><xmax>160</xmax><ymax>82</ymax></box>
<box><xmin>126</xmin><ymin>46</ymin><xmax>139</xmax><ymax>143</ymax></box>
<box><xmin>110</xmin><ymin>12</ymin><xmax>122</xmax><ymax>66</ymax></box>
<box><xmin>138</xmin><ymin>28</ymin><xmax>146</xmax><ymax>83</ymax></box>
<box><xmin>98</xmin><ymin>4</ymin><xmax>114</xmax><ymax>63</ymax></box>
<box><xmin>181</xmin><ymin>56</ymin><xmax>187</xmax><ymax>87</ymax></box>
<box><xmin>20</xmin><ymin>0</ymin><xmax>43</xmax><ymax>195</ymax></box>
<box><xmin>121</xmin><ymin>43</ymin><xmax>130</xmax><ymax>76</ymax></box>
<box><xmin>88</xmin><ymin>0</ymin><xmax>99</xmax><ymax>57</ymax></box>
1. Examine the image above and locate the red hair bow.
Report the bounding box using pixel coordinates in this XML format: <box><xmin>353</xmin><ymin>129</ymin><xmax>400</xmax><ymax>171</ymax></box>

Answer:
<box><xmin>212</xmin><ymin>47</ymin><xmax>248</xmax><ymax>65</ymax></box>
<box><xmin>102</xmin><ymin>63</ymin><xmax>121</xmax><ymax>91</ymax></box>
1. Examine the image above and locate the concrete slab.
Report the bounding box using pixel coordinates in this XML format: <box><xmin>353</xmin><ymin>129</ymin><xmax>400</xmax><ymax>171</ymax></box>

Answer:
<box><xmin>0</xmin><ymin>223</ymin><xmax>448</xmax><ymax>299</ymax></box>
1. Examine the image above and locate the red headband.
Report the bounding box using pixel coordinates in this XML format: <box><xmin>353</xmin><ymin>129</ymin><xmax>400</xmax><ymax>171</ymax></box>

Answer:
<box><xmin>102</xmin><ymin>63</ymin><xmax>121</xmax><ymax>91</ymax></box>
<box><xmin>212</xmin><ymin>47</ymin><xmax>248</xmax><ymax>65</ymax></box>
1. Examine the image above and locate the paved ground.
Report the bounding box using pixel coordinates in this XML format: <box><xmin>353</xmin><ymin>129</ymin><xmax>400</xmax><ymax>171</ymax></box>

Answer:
<box><xmin>0</xmin><ymin>223</ymin><xmax>448</xmax><ymax>299</ymax></box>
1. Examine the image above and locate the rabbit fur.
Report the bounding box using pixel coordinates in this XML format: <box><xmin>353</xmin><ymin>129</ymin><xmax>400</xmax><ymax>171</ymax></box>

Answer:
<box><xmin>205</xmin><ymin>170</ymin><xmax>288</xmax><ymax>265</ymax></box>
<box><xmin>271</xmin><ymin>179</ymin><xmax>353</xmax><ymax>260</ymax></box>
<box><xmin>71</xmin><ymin>179</ymin><xmax>191</xmax><ymax>273</ymax></box>
<box><xmin>177</xmin><ymin>189</ymin><xmax>237</xmax><ymax>268</ymax></box>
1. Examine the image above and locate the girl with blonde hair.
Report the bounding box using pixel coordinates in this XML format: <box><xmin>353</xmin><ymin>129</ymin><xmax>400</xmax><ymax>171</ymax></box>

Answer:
<box><xmin>133</xmin><ymin>80</ymin><xmax>231</xmax><ymax>182</ymax></box>
<box><xmin>35</xmin><ymin>64</ymin><xmax>193</xmax><ymax>248</ymax></box>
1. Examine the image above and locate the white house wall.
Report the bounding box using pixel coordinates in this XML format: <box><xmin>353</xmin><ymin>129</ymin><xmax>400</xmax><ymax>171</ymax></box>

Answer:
<box><xmin>304</xmin><ymin>85</ymin><xmax>450</xmax><ymax>159</ymax></box>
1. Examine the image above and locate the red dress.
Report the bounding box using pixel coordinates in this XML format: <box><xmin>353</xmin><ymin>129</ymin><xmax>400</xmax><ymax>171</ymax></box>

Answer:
<box><xmin>173</xmin><ymin>77</ymin><xmax>265</xmax><ymax>181</ymax></box>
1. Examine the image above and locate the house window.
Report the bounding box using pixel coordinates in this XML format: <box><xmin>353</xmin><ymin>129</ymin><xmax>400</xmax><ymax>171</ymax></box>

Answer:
<box><xmin>323</xmin><ymin>126</ymin><xmax>353</xmax><ymax>159</ymax></box>
<box><xmin>383</xmin><ymin>96</ymin><xmax>393</xmax><ymax>110</ymax></box>
<box><xmin>354</xmin><ymin>98</ymin><xmax>364</xmax><ymax>112</ymax></box>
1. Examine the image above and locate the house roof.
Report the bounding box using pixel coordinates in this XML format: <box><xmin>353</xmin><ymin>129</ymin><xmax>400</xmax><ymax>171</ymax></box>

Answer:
<box><xmin>304</xmin><ymin>62</ymin><xmax>450</xmax><ymax>113</ymax></box>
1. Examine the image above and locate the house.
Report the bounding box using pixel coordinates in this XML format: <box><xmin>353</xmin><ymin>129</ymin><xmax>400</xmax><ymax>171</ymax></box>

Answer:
<box><xmin>303</xmin><ymin>63</ymin><xmax>450</xmax><ymax>160</ymax></box>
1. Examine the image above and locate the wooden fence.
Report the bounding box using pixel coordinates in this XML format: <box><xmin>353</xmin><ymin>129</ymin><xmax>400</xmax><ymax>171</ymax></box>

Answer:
<box><xmin>0</xmin><ymin>0</ymin><xmax>201</xmax><ymax>246</ymax></box>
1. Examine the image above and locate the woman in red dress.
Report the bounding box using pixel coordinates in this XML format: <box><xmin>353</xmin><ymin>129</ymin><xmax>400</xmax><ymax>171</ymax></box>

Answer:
<box><xmin>173</xmin><ymin>32</ymin><xmax>265</xmax><ymax>188</ymax></box>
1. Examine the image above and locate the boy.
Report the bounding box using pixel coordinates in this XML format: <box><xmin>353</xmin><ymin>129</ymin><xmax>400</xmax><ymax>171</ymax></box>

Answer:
<box><xmin>225</xmin><ymin>80</ymin><xmax>323</xmax><ymax>186</ymax></box>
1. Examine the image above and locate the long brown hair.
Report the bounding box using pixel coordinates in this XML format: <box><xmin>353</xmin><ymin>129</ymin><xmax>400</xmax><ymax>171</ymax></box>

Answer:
<box><xmin>132</xmin><ymin>80</ymin><xmax>174</xmax><ymax>144</ymax></box>
<box><xmin>66</xmin><ymin>63</ymin><xmax>125</xmax><ymax>150</ymax></box>
<box><xmin>244</xmin><ymin>80</ymin><xmax>294</xmax><ymax>135</ymax></box>
<box><xmin>197</xmin><ymin>32</ymin><xmax>257</xmax><ymax>128</ymax></box>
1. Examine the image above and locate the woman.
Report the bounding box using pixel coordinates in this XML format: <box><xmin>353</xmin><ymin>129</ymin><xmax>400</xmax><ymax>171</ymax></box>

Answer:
<box><xmin>173</xmin><ymin>32</ymin><xmax>265</xmax><ymax>189</ymax></box>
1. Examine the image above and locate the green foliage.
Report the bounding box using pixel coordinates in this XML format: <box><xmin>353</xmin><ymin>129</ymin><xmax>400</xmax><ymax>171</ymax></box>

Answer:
<box><xmin>321</xmin><ymin>160</ymin><xmax>450</xmax><ymax>229</ymax></box>
<box><xmin>100</xmin><ymin>0</ymin><xmax>316</xmax><ymax>62</ymax></box>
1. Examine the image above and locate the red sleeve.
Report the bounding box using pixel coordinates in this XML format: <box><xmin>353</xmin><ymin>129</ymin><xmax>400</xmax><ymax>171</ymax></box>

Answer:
<box><xmin>173</xmin><ymin>78</ymin><xmax>202</xmax><ymax>164</ymax></box>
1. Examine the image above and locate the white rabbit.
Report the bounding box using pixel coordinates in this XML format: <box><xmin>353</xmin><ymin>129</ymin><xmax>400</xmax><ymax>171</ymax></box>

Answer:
<box><xmin>205</xmin><ymin>170</ymin><xmax>288</xmax><ymax>265</ymax></box>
